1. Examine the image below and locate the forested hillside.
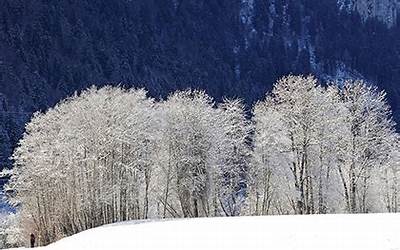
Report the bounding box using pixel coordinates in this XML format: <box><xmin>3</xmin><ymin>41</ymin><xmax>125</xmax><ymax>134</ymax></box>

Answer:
<box><xmin>1</xmin><ymin>0</ymin><xmax>400</xmax><ymax>168</ymax></box>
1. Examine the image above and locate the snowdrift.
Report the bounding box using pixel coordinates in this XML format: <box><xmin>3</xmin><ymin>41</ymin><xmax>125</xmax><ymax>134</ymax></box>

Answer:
<box><xmin>12</xmin><ymin>214</ymin><xmax>400</xmax><ymax>250</ymax></box>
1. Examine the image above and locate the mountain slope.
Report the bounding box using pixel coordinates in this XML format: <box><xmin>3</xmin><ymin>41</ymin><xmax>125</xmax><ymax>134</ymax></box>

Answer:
<box><xmin>10</xmin><ymin>214</ymin><xmax>400</xmax><ymax>250</ymax></box>
<box><xmin>338</xmin><ymin>0</ymin><xmax>399</xmax><ymax>27</ymax></box>
<box><xmin>1</xmin><ymin>0</ymin><xmax>400</xmax><ymax>169</ymax></box>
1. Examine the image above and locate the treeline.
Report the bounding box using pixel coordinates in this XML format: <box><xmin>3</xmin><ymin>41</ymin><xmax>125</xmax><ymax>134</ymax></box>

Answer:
<box><xmin>3</xmin><ymin>75</ymin><xmax>399</xmax><ymax>246</ymax></box>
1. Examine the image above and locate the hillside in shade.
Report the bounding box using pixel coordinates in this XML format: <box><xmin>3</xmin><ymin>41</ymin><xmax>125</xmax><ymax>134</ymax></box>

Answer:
<box><xmin>1</xmin><ymin>0</ymin><xmax>400</xmax><ymax>169</ymax></box>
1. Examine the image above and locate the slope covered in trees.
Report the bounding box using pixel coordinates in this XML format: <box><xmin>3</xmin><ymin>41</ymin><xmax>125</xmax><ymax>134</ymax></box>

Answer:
<box><xmin>2</xmin><ymin>75</ymin><xmax>399</xmax><ymax>247</ymax></box>
<box><xmin>1</xmin><ymin>0</ymin><xmax>400</xmax><ymax>169</ymax></box>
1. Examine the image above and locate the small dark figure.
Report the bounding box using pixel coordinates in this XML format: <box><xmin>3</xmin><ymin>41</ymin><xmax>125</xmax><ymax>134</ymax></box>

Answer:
<box><xmin>30</xmin><ymin>233</ymin><xmax>35</xmax><ymax>248</ymax></box>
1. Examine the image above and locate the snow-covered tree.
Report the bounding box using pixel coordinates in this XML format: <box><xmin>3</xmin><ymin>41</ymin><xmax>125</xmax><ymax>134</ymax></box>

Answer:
<box><xmin>215</xmin><ymin>99</ymin><xmax>252</xmax><ymax>216</ymax></box>
<box><xmin>0</xmin><ymin>212</ymin><xmax>23</xmax><ymax>248</ymax></box>
<box><xmin>251</xmin><ymin>96</ymin><xmax>291</xmax><ymax>215</ymax></box>
<box><xmin>380</xmin><ymin>140</ymin><xmax>400</xmax><ymax>213</ymax></box>
<box><xmin>258</xmin><ymin>75</ymin><xmax>328</xmax><ymax>214</ymax></box>
<box><xmin>159</xmin><ymin>90</ymin><xmax>218</xmax><ymax>218</ymax></box>
<box><xmin>5</xmin><ymin>76</ymin><xmax>400</xmax><ymax>247</ymax></box>
<box><xmin>336</xmin><ymin>80</ymin><xmax>397</xmax><ymax>213</ymax></box>
<box><xmin>7</xmin><ymin>86</ymin><xmax>158</xmax><ymax>245</ymax></box>
<box><xmin>251</xmin><ymin>76</ymin><xmax>398</xmax><ymax>214</ymax></box>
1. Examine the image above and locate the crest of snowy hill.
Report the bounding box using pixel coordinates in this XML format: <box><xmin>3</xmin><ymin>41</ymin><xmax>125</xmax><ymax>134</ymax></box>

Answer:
<box><xmin>8</xmin><ymin>214</ymin><xmax>400</xmax><ymax>250</ymax></box>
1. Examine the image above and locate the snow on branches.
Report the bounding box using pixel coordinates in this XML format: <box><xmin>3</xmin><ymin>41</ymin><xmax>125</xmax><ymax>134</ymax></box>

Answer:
<box><xmin>3</xmin><ymin>76</ymin><xmax>400</xmax><ymax>246</ymax></box>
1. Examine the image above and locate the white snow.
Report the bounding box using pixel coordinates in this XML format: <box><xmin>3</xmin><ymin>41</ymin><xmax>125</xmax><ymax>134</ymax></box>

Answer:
<box><xmin>9</xmin><ymin>213</ymin><xmax>400</xmax><ymax>250</ymax></box>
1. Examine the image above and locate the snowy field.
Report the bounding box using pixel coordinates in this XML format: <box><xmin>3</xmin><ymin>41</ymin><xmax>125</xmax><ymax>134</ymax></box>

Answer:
<box><xmin>10</xmin><ymin>213</ymin><xmax>400</xmax><ymax>250</ymax></box>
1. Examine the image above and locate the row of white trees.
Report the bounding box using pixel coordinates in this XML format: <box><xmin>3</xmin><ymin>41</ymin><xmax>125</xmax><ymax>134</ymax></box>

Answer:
<box><xmin>2</xmin><ymin>75</ymin><xmax>399</xmax><ymax>246</ymax></box>
<box><xmin>250</xmin><ymin>76</ymin><xmax>398</xmax><ymax>215</ymax></box>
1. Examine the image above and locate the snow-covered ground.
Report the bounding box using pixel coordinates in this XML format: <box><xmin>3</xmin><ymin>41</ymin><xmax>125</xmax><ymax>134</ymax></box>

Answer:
<box><xmin>11</xmin><ymin>214</ymin><xmax>400</xmax><ymax>250</ymax></box>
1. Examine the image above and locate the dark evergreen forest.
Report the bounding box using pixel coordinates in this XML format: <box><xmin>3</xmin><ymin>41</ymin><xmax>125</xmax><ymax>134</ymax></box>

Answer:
<box><xmin>1</xmin><ymin>0</ymin><xmax>400</xmax><ymax>169</ymax></box>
